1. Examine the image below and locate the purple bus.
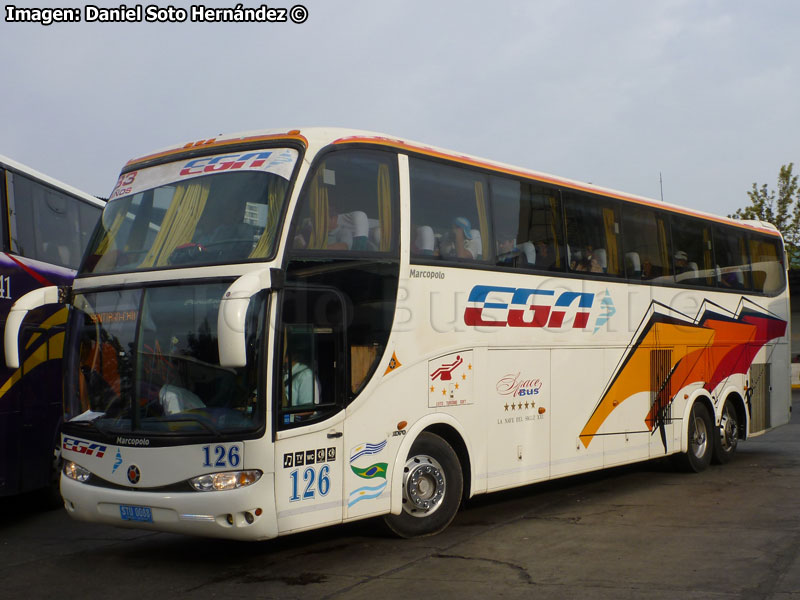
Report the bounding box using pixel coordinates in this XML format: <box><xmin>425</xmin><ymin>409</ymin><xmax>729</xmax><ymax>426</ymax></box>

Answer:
<box><xmin>0</xmin><ymin>156</ymin><xmax>104</xmax><ymax>504</ymax></box>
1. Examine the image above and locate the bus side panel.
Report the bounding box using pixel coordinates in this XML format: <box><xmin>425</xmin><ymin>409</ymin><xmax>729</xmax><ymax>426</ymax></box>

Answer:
<box><xmin>769</xmin><ymin>341</ymin><xmax>791</xmax><ymax>428</ymax></box>
<box><xmin>19</xmin><ymin>324</ymin><xmax>63</xmax><ymax>494</ymax></box>
<box><xmin>0</xmin><ymin>253</ymin><xmax>73</xmax><ymax>497</ymax></box>
<box><xmin>486</xmin><ymin>348</ymin><xmax>550</xmax><ymax>492</ymax></box>
<box><xmin>550</xmin><ymin>348</ymin><xmax>604</xmax><ymax>478</ymax></box>
<box><xmin>0</xmin><ymin>362</ymin><xmax>22</xmax><ymax>496</ymax></box>
<box><xmin>600</xmin><ymin>345</ymin><xmax>657</xmax><ymax>468</ymax></box>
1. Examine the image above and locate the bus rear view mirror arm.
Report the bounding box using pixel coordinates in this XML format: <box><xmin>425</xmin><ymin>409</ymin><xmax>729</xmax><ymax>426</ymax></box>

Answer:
<box><xmin>4</xmin><ymin>285</ymin><xmax>61</xmax><ymax>370</ymax></box>
<box><xmin>218</xmin><ymin>268</ymin><xmax>282</xmax><ymax>368</ymax></box>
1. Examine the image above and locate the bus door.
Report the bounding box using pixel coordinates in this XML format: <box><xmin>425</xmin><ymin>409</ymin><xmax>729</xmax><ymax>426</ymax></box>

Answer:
<box><xmin>273</xmin><ymin>287</ymin><xmax>347</xmax><ymax>534</ymax></box>
<box><xmin>19</xmin><ymin>324</ymin><xmax>62</xmax><ymax>492</ymax></box>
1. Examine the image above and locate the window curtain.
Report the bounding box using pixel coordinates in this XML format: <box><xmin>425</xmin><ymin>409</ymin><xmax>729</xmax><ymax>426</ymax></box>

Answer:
<box><xmin>750</xmin><ymin>238</ymin><xmax>780</xmax><ymax>291</ymax></box>
<box><xmin>738</xmin><ymin>237</ymin><xmax>752</xmax><ymax>288</ymax></box>
<box><xmin>602</xmin><ymin>207</ymin><xmax>619</xmax><ymax>274</ymax></box>
<box><xmin>307</xmin><ymin>166</ymin><xmax>329</xmax><ymax>250</ymax></box>
<box><xmin>95</xmin><ymin>207</ymin><xmax>128</xmax><ymax>255</ymax></box>
<box><xmin>657</xmin><ymin>218</ymin><xmax>671</xmax><ymax>275</ymax></box>
<box><xmin>548</xmin><ymin>196</ymin><xmax>561</xmax><ymax>267</ymax></box>
<box><xmin>249</xmin><ymin>178</ymin><xmax>287</xmax><ymax>258</ymax></box>
<box><xmin>140</xmin><ymin>181</ymin><xmax>210</xmax><ymax>268</ymax></box>
<box><xmin>702</xmin><ymin>228</ymin><xmax>713</xmax><ymax>284</ymax></box>
<box><xmin>377</xmin><ymin>164</ymin><xmax>392</xmax><ymax>252</ymax></box>
<box><xmin>475</xmin><ymin>181</ymin><xmax>489</xmax><ymax>259</ymax></box>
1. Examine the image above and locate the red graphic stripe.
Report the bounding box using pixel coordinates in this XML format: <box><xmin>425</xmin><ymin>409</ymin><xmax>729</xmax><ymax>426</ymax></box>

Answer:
<box><xmin>4</xmin><ymin>253</ymin><xmax>54</xmax><ymax>286</ymax></box>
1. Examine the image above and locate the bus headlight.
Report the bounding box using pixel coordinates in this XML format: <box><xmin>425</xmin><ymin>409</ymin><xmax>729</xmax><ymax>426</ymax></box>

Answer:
<box><xmin>63</xmin><ymin>460</ymin><xmax>91</xmax><ymax>482</ymax></box>
<box><xmin>189</xmin><ymin>470</ymin><xmax>262</xmax><ymax>492</ymax></box>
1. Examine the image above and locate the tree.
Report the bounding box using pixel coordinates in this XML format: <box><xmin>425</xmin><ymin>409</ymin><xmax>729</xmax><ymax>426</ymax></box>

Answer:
<box><xmin>730</xmin><ymin>163</ymin><xmax>800</xmax><ymax>267</ymax></box>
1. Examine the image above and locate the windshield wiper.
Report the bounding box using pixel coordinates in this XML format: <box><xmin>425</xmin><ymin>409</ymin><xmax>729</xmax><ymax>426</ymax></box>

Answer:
<box><xmin>147</xmin><ymin>416</ymin><xmax>222</xmax><ymax>436</ymax></box>
<box><xmin>69</xmin><ymin>415</ymin><xmax>113</xmax><ymax>435</ymax></box>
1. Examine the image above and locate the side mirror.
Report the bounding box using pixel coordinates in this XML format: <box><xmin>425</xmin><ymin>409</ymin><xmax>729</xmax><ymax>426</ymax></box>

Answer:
<box><xmin>4</xmin><ymin>286</ymin><xmax>60</xmax><ymax>369</ymax></box>
<box><xmin>218</xmin><ymin>268</ymin><xmax>280</xmax><ymax>368</ymax></box>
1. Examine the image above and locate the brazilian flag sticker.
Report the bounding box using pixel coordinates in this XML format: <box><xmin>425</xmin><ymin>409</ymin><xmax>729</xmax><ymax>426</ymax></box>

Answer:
<box><xmin>351</xmin><ymin>462</ymin><xmax>388</xmax><ymax>479</ymax></box>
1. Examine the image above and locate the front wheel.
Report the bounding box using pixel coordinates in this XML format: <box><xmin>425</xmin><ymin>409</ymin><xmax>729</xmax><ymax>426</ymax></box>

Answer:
<box><xmin>675</xmin><ymin>402</ymin><xmax>714</xmax><ymax>473</ymax></box>
<box><xmin>384</xmin><ymin>432</ymin><xmax>463</xmax><ymax>538</ymax></box>
<box><xmin>38</xmin><ymin>442</ymin><xmax>64</xmax><ymax>510</ymax></box>
<box><xmin>712</xmin><ymin>400</ymin><xmax>739</xmax><ymax>465</ymax></box>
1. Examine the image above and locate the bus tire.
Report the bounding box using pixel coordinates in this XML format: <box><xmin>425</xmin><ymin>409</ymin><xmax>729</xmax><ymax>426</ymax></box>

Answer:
<box><xmin>712</xmin><ymin>399</ymin><xmax>739</xmax><ymax>465</ymax></box>
<box><xmin>384</xmin><ymin>432</ymin><xmax>463</xmax><ymax>538</ymax></box>
<box><xmin>676</xmin><ymin>402</ymin><xmax>713</xmax><ymax>473</ymax></box>
<box><xmin>38</xmin><ymin>442</ymin><xmax>64</xmax><ymax>510</ymax></box>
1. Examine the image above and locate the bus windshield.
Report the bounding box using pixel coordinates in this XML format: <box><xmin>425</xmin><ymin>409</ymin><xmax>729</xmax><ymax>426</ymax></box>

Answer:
<box><xmin>65</xmin><ymin>283</ymin><xmax>265</xmax><ymax>435</ymax></box>
<box><xmin>82</xmin><ymin>148</ymin><xmax>299</xmax><ymax>273</ymax></box>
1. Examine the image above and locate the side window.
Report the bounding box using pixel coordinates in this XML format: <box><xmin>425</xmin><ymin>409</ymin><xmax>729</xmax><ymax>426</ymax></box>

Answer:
<box><xmin>714</xmin><ymin>225</ymin><xmax>752</xmax><ymax>290</ymax></box>
<box><xmin>490</xmin><ymin>176</ymin><xmax>563</xmax><ymax>271</ymax></box>
<box><xmin>78</xmin><ymin>201</ymin><xmax>102</xmax><ymax>262</ymax></box>
<box><xmin>7</xmin><ymin>172</ymin><xmax>82</xmax><ymax>269</ymax></box>
<box><xmin>291</xmin><ymin>149</ymin><xmax>398</xmax><ymax>255</ymax></box>
<box><xmin>410</xmin><ymin>158</ymin><xmax>491</xmax><ymax>263</ymax></box>
<box><xmin>621</xmin><ymin>205</ymin><xmax>673</xmax><ymax>281</ymax></box>
<box><xmin>749</xmin><ymin>234</ymin><xmax>785</xmax><ymax>295</ymax></box>
<box><xmin>0</xmin><ymin>169</ymin><xmax>8</xmax><ymax>250</ymax></box>
<box><xmin>564</xmin><ymin>192</ymin><xmax>621</xmax><ymax>276</ymax></box>
<box><xmin>671</xmin><ymin>215</ymin><xmax>714</xmax><ymax>286</ymax></box>
<box><xmin>278</xmin><ymin>288</ymin><xmax>345</xmax><ymax>429</ymax></box>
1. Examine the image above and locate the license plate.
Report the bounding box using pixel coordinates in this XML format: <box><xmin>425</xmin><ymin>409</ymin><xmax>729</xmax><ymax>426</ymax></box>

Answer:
<box><xmin>119</xmin><ymin>504</ymin><xmax>153</xmax><ymax>522</ymax></box>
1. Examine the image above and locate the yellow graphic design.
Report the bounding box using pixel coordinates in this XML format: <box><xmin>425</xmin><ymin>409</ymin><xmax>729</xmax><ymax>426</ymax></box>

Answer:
<box><xmin>0</xmin><ymin>306</ymin><xmax>67</xmax><ymax>402</ymax></box>
<box><xmin>0</xmin><ymin>331</ymin><xmax>65</xmax><ymax>399</ymax></box>
<box><xmin>24</xmin><ymin>307</ymin><xmax>68</xmax><ymax>349</ymax></box>
<box><xmin>579</xmin><ymin>323</ymin><xmax>712</xmax><ymax>447</ymax></box>
<box><xmin>579</xmin><ymin>301</ymin><xmax>786</xmax><ymax>450</ymax></box>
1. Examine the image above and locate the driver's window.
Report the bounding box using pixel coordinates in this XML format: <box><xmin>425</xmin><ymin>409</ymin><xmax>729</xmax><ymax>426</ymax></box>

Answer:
<box><xmin>278</xmin><ymin>288</ymin><xmax>344</xmax><ymax>429</ymax></box>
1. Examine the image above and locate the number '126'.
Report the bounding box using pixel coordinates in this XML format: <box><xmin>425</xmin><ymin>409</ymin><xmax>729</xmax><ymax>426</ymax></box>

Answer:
<box><xmin>202</xmin><ymin>445</ymin><xmax>241</xmax><ymax>468</ymax></box>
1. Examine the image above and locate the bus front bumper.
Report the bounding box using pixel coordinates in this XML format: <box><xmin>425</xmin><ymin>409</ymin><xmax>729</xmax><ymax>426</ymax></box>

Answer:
<box><xmin>60</xmin><ymin>473</ymin><xmax>278</xmax><ymax>541</ymax></box>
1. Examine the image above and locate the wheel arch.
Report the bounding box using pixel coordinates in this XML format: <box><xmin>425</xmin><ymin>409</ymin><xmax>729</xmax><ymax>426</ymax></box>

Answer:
<box><xmin>719</xmin><ymin>389</ymin><xmax>748</xmax><ymax>441</ymax></box>
<box><xmin>388</xmin><ymin>415</ymin><xmax>474</xmax><ymax>516</ymax></box>
<box><xmin>679</xmin><ymin>391</ymin><xmax>715</xmax><ymax>454</ymax></box>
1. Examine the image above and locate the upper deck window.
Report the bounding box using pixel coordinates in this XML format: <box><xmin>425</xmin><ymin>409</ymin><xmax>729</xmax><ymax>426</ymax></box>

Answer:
<box><xmin>6</xmin><ymin>171</ymin><xmax>100</xmax><ymax>270</ymax></box>
<box><xmin>621</xmin><ymin>205</ymin><xmax>672</xmax><ymax>282</ymax></box>
<box><xmin>290</xmin><ymin>149</ymin><xmax>399</xmax><ymax>256</ymax></box>
<box><xmin>409</xmin><ymin>158</ymin><xmax>491</xmax><ymax>263</ymax></box>
<box><xmin>490</xmin><ymin>175</ymin><xmax>564</xmax><ymax>271</ymax></box>
<box><xmin>749</xmin><ymin>234</ymin><xmax>784</xmax><ymax>294</ymax></box>
<box><xmin>82</xmin><ymin>148</ymin><xmax>298</xmax><ymax>274</ymax></box>
<box><xmin>671</xmin><ymin>215</ymin><xmax>715</xmax><ymax>287</ymax></box>
<box><xmin>564</xmin><ymin>191</ymin><xmax>621</xmax><ymax>277</ymax></box>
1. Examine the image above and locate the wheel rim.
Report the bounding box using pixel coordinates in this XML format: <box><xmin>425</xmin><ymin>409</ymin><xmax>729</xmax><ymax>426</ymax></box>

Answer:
<box><xmin>719</xmin><ymin>405</ymin><xmax>738</xmax><ymax>453</ymax></box>
<box><xmin>691</xmin><ymin>413</ymin><xmax>708</xmax><ymax>458</ymax></box>
<box><xmin>401</xmin><ymin>454</ymin><xmax>446</xmax><ymax>518</ymax></box>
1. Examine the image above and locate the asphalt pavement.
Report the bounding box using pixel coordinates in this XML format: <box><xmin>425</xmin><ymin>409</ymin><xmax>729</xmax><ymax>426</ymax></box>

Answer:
<box><xmin>2</xmin><ymin>393</ymin><xmax>800</xmax><ymax>599</ymax></box>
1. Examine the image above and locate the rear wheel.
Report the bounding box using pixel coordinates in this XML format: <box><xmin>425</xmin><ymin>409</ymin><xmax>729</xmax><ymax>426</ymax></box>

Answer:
<box><xmin>677</xmin><ymin>402</ymin><xmax>714</xmax><ymax>473</ymax></box>
<box><xmin>712</xmin><ymin>400</ymin><xmax>739</xmax><ymax>465</ymax></box>
<box><xmin>384</xmin><ymin>432</ymin><xmax>463</xmax><ymax>538</ymax></box>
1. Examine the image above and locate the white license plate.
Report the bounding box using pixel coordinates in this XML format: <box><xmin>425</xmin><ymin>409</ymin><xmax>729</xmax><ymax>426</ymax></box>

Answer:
<box><xmin>119</xmin><ymin>504</ymin><xmax>153</xmax><ymax>522</ymax></box>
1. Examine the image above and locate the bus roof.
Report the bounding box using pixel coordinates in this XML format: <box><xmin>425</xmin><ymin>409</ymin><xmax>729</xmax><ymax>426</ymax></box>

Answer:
<box><xmin>122</xmin><ymin>127</ymin><xmax>781</xmax><ymax>238</ymax></box>
<box><xmin>0</xmin><ymin>154</ymin><xmax>105</xmax><ymax>208</ymax></box>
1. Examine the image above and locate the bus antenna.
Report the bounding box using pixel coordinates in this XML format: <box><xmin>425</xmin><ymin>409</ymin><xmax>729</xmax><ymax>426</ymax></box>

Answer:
<box><xmin>659</xmin><ymin>172</ymin><xmax>664</xmax><ymax>202</ymax></box>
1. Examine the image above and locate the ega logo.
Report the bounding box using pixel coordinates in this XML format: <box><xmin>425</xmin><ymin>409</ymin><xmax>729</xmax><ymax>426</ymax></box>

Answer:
<box><xmin>464</xmin><ymin>285</ymin><xmax>595</xmax><ymax>329</ymax></box>
<box><xmin>179</xmin><ymin>151</ymin><xmax>274</xmax><ymax>176</ymax></box>
<box><xmin>63</xmin><ymin>436</ymin><xmax>107</xmax><ymax>458</ymax></box>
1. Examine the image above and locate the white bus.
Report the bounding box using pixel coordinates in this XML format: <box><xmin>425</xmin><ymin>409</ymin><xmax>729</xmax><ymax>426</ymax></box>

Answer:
<box><xmin>5</xmin><ymin>129</ymin><xmax>789</xmax><ymax>540</ymax></box>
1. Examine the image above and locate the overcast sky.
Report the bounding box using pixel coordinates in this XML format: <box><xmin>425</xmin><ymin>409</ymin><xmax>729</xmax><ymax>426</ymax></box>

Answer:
<box><xmin>2</xmin><ymin>0</ymin><xmax>798</xmax><ymax>218</ymax></box>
